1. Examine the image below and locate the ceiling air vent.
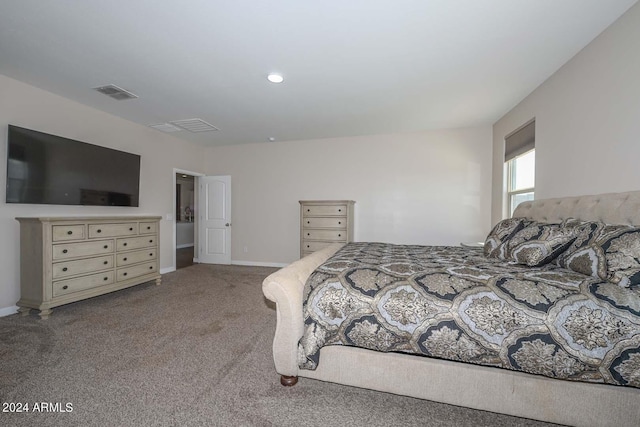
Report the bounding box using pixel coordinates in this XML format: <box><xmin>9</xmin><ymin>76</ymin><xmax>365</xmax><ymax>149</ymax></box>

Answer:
<box><xmin>149</xmin><ymin>123</ymin><xmax>182</xmax><ymax>133</ymax></box>
<box><xmin>170</xmin><ymin>118</ymin><xmax>219</xmax><ymax>133</ymax></box>
<box><xmin>93</xmin><ymin>84</ymin><xmax>138</xmax><ymax>101</ymax></box>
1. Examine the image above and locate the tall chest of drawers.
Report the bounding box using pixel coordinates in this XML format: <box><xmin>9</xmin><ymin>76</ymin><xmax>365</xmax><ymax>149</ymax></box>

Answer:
<box><xmin>16</xmin><ymin>216</ymin><xmax>162</xmax><ymax>319</ymax></box>
<box><xmin>299</xmin><ymin>200</ymin><xmax>355</xmax><ymax>258</ymax></box>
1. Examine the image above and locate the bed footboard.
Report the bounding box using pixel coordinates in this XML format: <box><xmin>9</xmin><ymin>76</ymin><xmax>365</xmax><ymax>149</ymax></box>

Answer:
<box><xmin>262</xmin><ymin>243</ymin><xmax>343</xmax><ymax>379</ymax></box>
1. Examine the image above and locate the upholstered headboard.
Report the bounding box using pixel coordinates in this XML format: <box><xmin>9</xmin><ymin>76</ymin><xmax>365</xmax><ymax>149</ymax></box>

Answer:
<box><xmin>512</xmin><ymin>190</ymin><xmax>640</xmax><ymax>225</ymax></box>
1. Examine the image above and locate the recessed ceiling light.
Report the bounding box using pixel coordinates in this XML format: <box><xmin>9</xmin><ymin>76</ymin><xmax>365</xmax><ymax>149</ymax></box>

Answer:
<box><xmin>268</xmin><ymin>137</ymin><xmax>276</xmax><ymax>142</ymax></box>
<box><xmin>267</xmin><ymin>73</ymin><xmax>284</xmax><ymax>83</ymax></box>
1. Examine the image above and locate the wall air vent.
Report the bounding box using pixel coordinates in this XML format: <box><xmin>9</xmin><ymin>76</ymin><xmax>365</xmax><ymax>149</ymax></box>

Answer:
<box><xmin>170</xmin><ymin>118</ymin><xmax>219</xmax><ymax>133</ymax></box>
<box><xmin>93</xmin><ymin>84</ymin><xmax>139</xmax><ymax>101</ymax></box>
<box><xmin>149</xmin><ymin>123</ymin><xmax>182</xmax><ymax>133</ymax></box>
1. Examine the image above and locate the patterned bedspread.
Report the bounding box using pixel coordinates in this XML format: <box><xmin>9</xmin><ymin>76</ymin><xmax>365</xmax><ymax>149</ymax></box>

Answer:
<box><xmin>298</xmin><ymin>242</ymin><xmax>640</xmax><ymax>388</ymax></box>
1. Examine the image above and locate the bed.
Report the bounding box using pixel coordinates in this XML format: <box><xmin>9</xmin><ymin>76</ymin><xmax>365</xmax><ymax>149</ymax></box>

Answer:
<box><xmin>262</xmin><ymin>191</ymin><xmax>640</xmax><ymax>426</ymax></box>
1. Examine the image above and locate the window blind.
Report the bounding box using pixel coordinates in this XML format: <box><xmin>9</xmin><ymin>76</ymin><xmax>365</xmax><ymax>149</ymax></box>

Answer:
<box><xmin>505</xmin><ymin>120</ymin><xmax>535</xmax><ymax>162</ymax></box>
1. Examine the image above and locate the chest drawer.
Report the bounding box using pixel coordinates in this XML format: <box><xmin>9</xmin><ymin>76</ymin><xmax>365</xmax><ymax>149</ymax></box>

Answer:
<box><xmin>53</xmin><ymin>240</ymin><xmax>114</xmax><ymax>260</ymax></box>
<box><xmin>53</xmin><ymin>271</ymin><xmax>115</xmax><ymax>297</ymax></box>
<box><xmin>302</xmin><ymin>241</ymin><xmax>334</xmax><ymax>252</ymax></box>
<box><xmin>117</xmin><ymin>235</ymin><xmax>158</xmax><ymax>251</ymax></box>
<box><xmin>53</xmin><ymin>255</ymin><xmax>114</xmax><ymax>279</ymax></box>
<box><xmin>52</xmin><ymin>225</ymin><xmax>85</xmax><ymax>242</ymax></box>
<box><xmin>303</xmin><ymin>217</ymin><xmax>347</xmax><ymax>229</ymax></box>
<box><xmin>139</xmin><ymin>222</ymin><xmax>158</xmax><ymax>234</ymax></box>
<box><xmin>117</xmin><ymin>249</ymin><xmax>157</xmax><ymax>266</ymax></box>
<box><xmin>89</xmin><ymin>223</ymin><xmax>138</xmax><ymax>238</ymax></box>
<box><xmin>117</xmin><ymin>261</ymin><xmax>157</xmax><ymax>281</ymax></box>
<box><xmin>302</xmin><ymin>204</ymin><xmax>347</xmax><ymax>217</ymax></box>
<box><xmin>303</xmin><ymin>229</ymin><xmax>347</xmax><ymax>241</ymax></box>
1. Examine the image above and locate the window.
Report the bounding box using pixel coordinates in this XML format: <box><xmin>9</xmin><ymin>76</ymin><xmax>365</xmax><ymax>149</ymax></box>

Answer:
<box><xmin>504</xmin><ymin>120</ymin><xmax>535</xmax><ymax>216</ymax></box>
<box><xmin>507</xmin><ymin>149</ymin><xmax>535</xmax><ymax>216</ymax></box>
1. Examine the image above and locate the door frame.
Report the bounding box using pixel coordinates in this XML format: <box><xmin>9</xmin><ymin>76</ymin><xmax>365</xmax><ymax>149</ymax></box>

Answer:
<box><xmin>172</xmin><ymin>168</ymin><xmax>205</xmax><ymax>271</ymax></box>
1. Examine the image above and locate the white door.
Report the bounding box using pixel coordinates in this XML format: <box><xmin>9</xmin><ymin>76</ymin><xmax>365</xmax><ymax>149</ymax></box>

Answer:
<box><xmin>198</xmin><ymin>175</ymin><xmax>231</xmax><ymax>264</ymax></box>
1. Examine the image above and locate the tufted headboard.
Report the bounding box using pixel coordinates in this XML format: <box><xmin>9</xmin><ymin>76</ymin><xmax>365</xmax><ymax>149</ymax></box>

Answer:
<box><xmin>512</xmin><ymin>190</ymin><xmax>640</xmax><ymax>226</ymax></box>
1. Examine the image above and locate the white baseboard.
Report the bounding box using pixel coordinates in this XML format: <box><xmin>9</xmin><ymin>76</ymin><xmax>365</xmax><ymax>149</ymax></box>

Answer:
<box><xmin>0</xmin><ymin>305</ymin><xmax>19</xmax><ymax>317</ymax></box>
<box><xmin>176</xmin><ymin>243</ymin><xmax>194</xmax><ymax>249</ymax></box>
<box><xmin>162</xmin><ymin>260</ymin><xmax>287</xmax><ymax>272</ymax></box>
<box><xmin>231</xmin><ymin>260</ymin><xmax>288</xmax><ymax>268</ymax></box>
<box><xmin>160</xmin><ymin>266</ymin><xmax>176</xmax><ymax>274</ymax></box>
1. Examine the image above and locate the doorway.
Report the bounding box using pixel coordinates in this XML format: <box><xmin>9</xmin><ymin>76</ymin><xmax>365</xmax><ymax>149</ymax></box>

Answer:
<box><xmin>173</xmin><ymin>168</ymin><xmax>205</xmax><ymax>271</ymax></box>
<box><xmin>175</xmin><ymin>173</ymin><xmax>195</xmax><ymax>269</ymax></box>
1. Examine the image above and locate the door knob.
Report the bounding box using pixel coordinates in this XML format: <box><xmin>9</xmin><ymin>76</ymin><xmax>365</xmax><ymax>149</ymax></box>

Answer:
<box><xmin>225</xmin><ymin>223</ymin><xmax>231</xmax><ymax>227</ymax></box>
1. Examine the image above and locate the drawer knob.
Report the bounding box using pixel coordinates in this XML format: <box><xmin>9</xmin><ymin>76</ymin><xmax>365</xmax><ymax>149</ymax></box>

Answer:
<box><xmin>124</xmin><ymin>257</ymin><xmax>128</xmax><ymax>261</ymax></box>
<box><xmin>103</xmin><ymin>261</ymin><xmax>108</xmax><ymax>265</ymax></box>
<box><xmin>62</xmin><ymin>285</ymin><xmax>68</xmax><ymax>290</ymax></box>
<box><xmin>147</xmin><ymin>226</ymin><xmax>151</xmax><ymax>230</ymax></box>
<box><xmin>62</xmin><ymin>267</ymin><xmax>68</xmax><ymax>272</ymax></box>
<box><xmin>338</xmin><ymin>209</ymin><xmax>342</xmax><ymax>212</ymax></box>
<box><xmin>123</xmin><ymin>243</ymin><xmax>128</xmax><ymax>246</ymax></box>
<box><xmin>307</xmin><ymin>245</ymin><xmax>310</xmax><ymax>248</ymax></box>
<box><xmin>307</xmin><ymin>209</ymin><xmax>310</xmax><ymax>212</ymax></box>
<box><xmin>149</xmin><ymin>266</ymin><xmax>153</xmax><ymax>270</ymax></box>
<box><xmin>104</xmin><ymin>245</ymin><xmax>108</xmax><ymax>249</ymax></box>
<box><xmin>103</xmin><ymin>277</ymin><xmax>108</xmax><ymax>281</ymax></box>
<box><xmin>149</xmin><ymin>240</ymin><xmax>153</xmax><ymax>243</ymax></box>
<box><xmin>149</xmin><ymin>253</ymin><xmax>153</xmax><ymax>256</ymax></box>
<box><xmin>307</xmin><ymin>221</ymin><xmax>310</xmax><ymax>224</ymax></box>
<box><xmin>124</xmin><ymin>272</ymin><xmax>128</xmax><ymax>276</ymax></box>
<box><xmin>307</xmin><ymin>233</ymin><xmax>310</xmax><ymax>236</ymax></box>
<box><xmin>338</xmin><ymin>221</ymin><xmax>342</xmax><ymax>224</ymax></box>
<box><xmin>62</xmin><ymin>249</ymin><xmax>68</xmax><ymax>254</ymax></box>
<box><xmin>97</xmin><ymin>229</ymin><xmax>102</xmax><ymax>233</ymax></box>
<box><xmin>67</xmin><ymin>231</ymin><xmax>73</xmax><ymax>235</ymax></box>
<box><xmin>129</xmin><ymin>227</ymin><xmax>133</xmax><ymax>231</ymax></box>
<box><xmin>338</xmin><ymin>234</ymin><xmax>341</xmax><ymax>237</ymax></box>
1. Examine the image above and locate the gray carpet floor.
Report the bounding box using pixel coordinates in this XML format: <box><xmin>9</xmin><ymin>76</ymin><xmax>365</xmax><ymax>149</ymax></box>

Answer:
<box><xmin>0</xmin><ymin>264</ymin><xmax>558</xmax><ymax>427</ymax></box>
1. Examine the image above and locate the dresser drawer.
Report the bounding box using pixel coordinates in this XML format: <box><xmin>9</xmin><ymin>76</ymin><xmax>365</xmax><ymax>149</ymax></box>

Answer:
<box><xmin>303</xmin><ymin>217</ymin><xmax>347</xmax><ymax>229</ymax></box>
<box><xmin>117</xmin><ymin>235</ymin><xmax>158</xmax><ymax>251</ymax></box>
<box><xmin>303</xmin><ymin>229</ymin><xmax>347</xmax><ymax>241</ymax></box>
<box><xmin>52</xmin><ymin>255</ymin><xmax>114</xmax><ymax>279</ymax></box>
<box><xmin>88</xmin><ymin>223</ymin><xmax>138</xmax><ymax>238</ymax></box>
<box><xmin>117</xmin><ymin>249</ymin><xmax>157</xmax><ymax>266</ymax></box>
<box><xmin>302</xmin><ymin>204</ymin><xmax>348</xmax><ymax>217</ymax></box>
<box><xmin>53</xmin><ymin>240</ymin><xmax>114</xmax><ymax>260</ymax></box>
<box><xmin>139</xmin><ymin>222</ymin><xmax>158</xmax><ymax>234</ymax></box>
<box><xmin>117</xmin><ymin>262</ymin><xmax>157</xmax><ymax>281</ymax></box>
<box><xmin>53</xmin><ymin>271</ymin><xmax>115</xmax><ymax>297</ymax></box>
<box><xmin>301</xmin><ymin>241</ymin><xmax>334</xmax><ymax>252</ymax></box>
<box><xmin>52</xmin><ymin>225</ymin><xmax>85</xmax><ymax>242</ymax></box>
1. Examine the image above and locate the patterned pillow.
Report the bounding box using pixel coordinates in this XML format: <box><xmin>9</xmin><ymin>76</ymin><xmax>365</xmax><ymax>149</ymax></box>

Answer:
<box><xmin>484</xmin><ymin>218</ymin><xmax>531</xmax><ymax>259</ymax></box>
<box><xmin>560</xmin><ymin>224</ymin><xmax>640</xmax><ymax>287</ymax></box>
<box><xmin>507</xmin><ymin>223</ymin><xmax>578</xmax><ymax>267</ymax></box>
<box><xmin>554</xmin><ymin>219</ymin><xmax>604</xmax><ymax>270</ymax></box>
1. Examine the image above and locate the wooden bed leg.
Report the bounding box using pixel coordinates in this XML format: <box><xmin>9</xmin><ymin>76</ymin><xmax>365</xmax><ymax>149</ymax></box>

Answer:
<box><xmin>280</xmin><ymin>375</ymin><xmax>298</xmax><ymax>386</ymax></box>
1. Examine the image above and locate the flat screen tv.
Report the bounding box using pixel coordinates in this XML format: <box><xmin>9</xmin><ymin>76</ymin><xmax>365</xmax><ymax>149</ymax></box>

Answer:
<box><xmin>6</xmin><ymin>125</ymin><xmax>140</xmax><ymax>207</ymax></box>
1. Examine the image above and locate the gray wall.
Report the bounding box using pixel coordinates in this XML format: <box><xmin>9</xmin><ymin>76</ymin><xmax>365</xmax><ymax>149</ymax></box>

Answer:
<box><xmin>0</xmin><ymin>74</ymin><xmax>206</xmax><ymax>312</ymax></box>
<box><xmin>492</xmin><ymin>2</ymin><xmax>640</xmax><ymax>223</ymax></box>
<box><xmin>203</xmin><ymin>127</ymin><xmax>494</xmax><ymax>264</ymax></box>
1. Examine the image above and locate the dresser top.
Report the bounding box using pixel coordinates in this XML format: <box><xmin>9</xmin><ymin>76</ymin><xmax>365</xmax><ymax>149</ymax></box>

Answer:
<box><xmin>299</xmin><ymin>200</ymin><xmax>355</xmax><ymax>204</ymax></box>
<box><xmin>16</xmin><ymin>216</ymin><xmax>162</xmax><ymax>223</ymax></box>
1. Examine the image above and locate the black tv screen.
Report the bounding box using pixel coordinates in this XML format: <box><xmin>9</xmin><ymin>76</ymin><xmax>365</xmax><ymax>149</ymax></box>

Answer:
<box><xmin>6</xmin><ymin>125</ymin><xmax>140</xmax><ymax>207</ymax></box>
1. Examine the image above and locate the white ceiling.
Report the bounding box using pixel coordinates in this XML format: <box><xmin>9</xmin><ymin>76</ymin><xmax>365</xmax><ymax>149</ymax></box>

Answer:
<box><xmin>1</xmin><ymin>0</ymin><xmax>637</xmax><ymax>147</ymax></box>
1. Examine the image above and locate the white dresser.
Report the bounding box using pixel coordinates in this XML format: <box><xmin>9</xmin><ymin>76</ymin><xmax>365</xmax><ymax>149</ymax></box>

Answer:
<box><xmin>16</xmin><ymin>216</ymin><xmax>162</xmax><ymax>319</ymax></box>
<box><xmin>299</xmin><ymin>200</ymin><xmax>355</xmax><ymax>258</ymax></box>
